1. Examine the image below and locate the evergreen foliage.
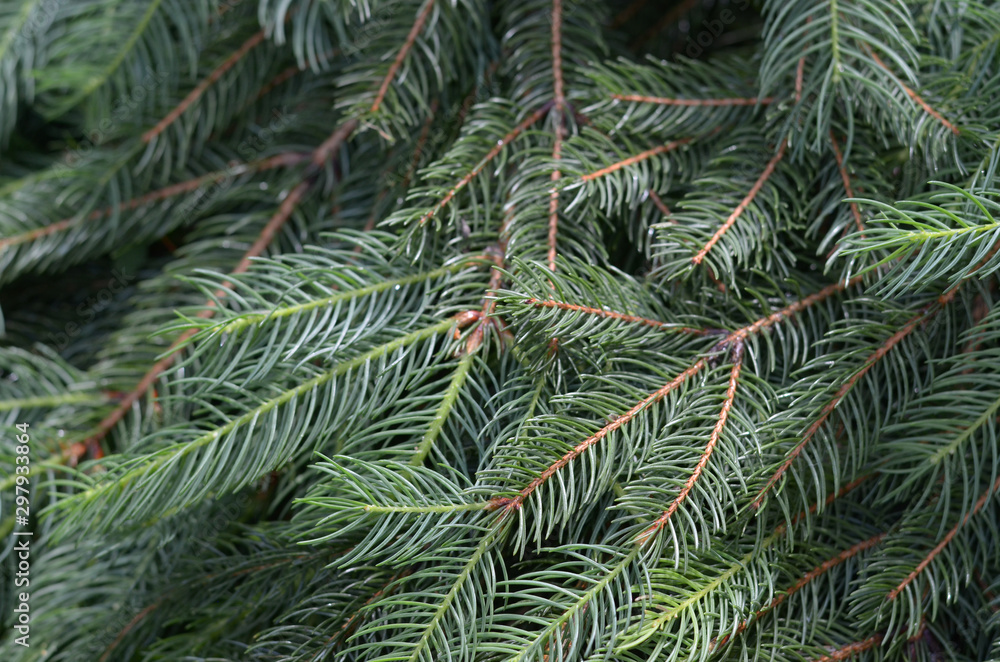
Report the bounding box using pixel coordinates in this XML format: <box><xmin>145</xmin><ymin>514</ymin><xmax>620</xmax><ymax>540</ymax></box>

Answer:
<box><xmin>1</xmin><ymin>0</ymin><xmax>999</xmax><ymax>660</ymax></box>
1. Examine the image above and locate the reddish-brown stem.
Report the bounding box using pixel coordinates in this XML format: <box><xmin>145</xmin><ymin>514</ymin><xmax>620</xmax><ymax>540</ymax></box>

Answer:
<box><xmin>232</xmin><ymin>180</ymin><xmax>311</xmax><ymax>274</ymax></box>
<box><xmin>313</xmin><ymin>120</ymin><xmax>360</xmax><ymax>167</ymax></box>
<box><xmin>635</xmin><ymin>0</ymin><xmax>700</xmax><ymax>50</ymax></box>
<box><xmin>830</xmin><ymin>131</ymin><xmax>864</xmax><ymax>233</ymax></box>
<box><xmin>550</xmin><ymin>0</ymin><xmax>566</xmax><ymax>115</ymax></box>
<box><xmin>548</xmin><ymin>140</ymin><xmax>563</xmax><ymax>272</ymax></box>
<box><xmin>612</xmin><ymin>94</ymin><xmax>775</xmax><ymax>106</ymax></box>
<box><xmin>729</xmin><ymin>275</ymin><xmax>864</xmax><ymax>343</ymax></box>
<box><xmin>98</xmin><ymin>599</ymin><xmax>166</xmax><ymax>662</ymax></box>
<box><xmin>466</xmin><ymin>244</ymin><xmax>506</xmax><ymax>354</ymax></box>
<box><xmin>258</xmin><ymin>63</ymin><xmax>305</xmax><ymax>99</ymax></box>
<box><xmin>867</xmin><ymin>49</ymin><xmax>959</xmax><ymax>136</ymax></box>
<box><xmin>143</xmin><ymin>31</ymin><xmax>267</xmax><ymax>143</ymax></box>
<box><xmin>692</xmin><ymin>139</ymin><xmax>787</xmax><ymax>265</ymax></box>
<box><xmin>975</xmin><ymin>568</ymin><xmax>999</xmax><ymax>612</ymax></box>
<box><xmin>717</xmin><ymin>533</ymin><xmax>885</xmax><ymax>646</ymax></box>
<box><xmin>753</xmin><ymin>240</ymin><xmax>1000</xmax><ymax>509</ymax></box>
<box><xmin>648</xmin><ymin>189</ymin><xmax>671</xmax><ymax>218</ymax></box>
<box><xmin>809</xmin><ymin>634</ymin><xmax>884</xmax><ymax>662</ymax></box>
<box><xmin>457</xmin><ymin>59</ymin><xmax>501</xmax><ymax>127</ymax></box>
<box><xmin>323</xmin><ymin>569</ymin><xmax>413</xmax><ymax>657</ymax></box>
<box><xmin>493</xmin><ymin>276</ymin><xmax>863</xmax><ymax>513</ymax></box>
<box><xmin>404</xmin><ymin>102</ymin><xmax>438</xmax><ymax>189</ymax></box>
<box><xmin>889</xmin><ymin>474</ymin><xmax>1000</xmax><ymax>600</ymax></box>
<box><xmin>523</xmin><ymin>298</ymin><xmax>706</xmax><ymax>333</ymax></box>
<box><xmin>0</xmin><ymin>152</ymin><xmax>309</xmax><ymax>251</ymax></box>
<box><xmin>751</xmin><ymin>308</ymin><xmax>927</xmax><ymax>509</ymax></box>
<box><xmin>418</xmin><ymin>102</ymin><xmax>552</xmax><ymax>225</ymax></box>
<box><xmin>581</xmin><ymin>137</ymin><xmax>692</xmax><ymax>182</ymax></box>
<box><xmin>371</xmin><ymin>0</ymin><xmax>436</xmax><ymax>113</ymax></box>
<box><xmin>490</xmin><ymin>360</ymin><xmax>707</xmax><ymax>512</ymax></box>
<box><xmin>100</xmin><ymin>550</ymin><xmax>331</xmax><ymax>661</ymax></box>
<box><xmin>776</xmin><ymin>472</ymin><xmax>873</xmax><ymax>535</ymax></box>
<box><xmin>69</xmin><ymin>123</ymin><xmax>357</xmax><ymax>463</ymax></box>
<box><xmin>547</xmin><ymin>0</ymin><xmax>566</xmax><ymax>272</ymax></box>
<box><xmin>795</xmin><ymin>58</ymin><xmax>805</xmax><ymax>103</ymax></box>
<box><xmin>72</xmin><ymin>179</ymin><xmax>312</xmax><ymax>461</ymax></box>
<box><xmin>637</xmin><ymin>348</ymin><xmax>744</xmax><ymax>545</ymax></box>
<box><xmin>361</xmin><ymin>105</ymin><xmax>438</xmax><ymax>235</ymax></box>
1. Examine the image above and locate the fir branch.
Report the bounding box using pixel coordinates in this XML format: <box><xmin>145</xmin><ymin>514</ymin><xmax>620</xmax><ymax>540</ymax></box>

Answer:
<box><xmin>610</xmin><ymin>95</ymin><xmax>776</xmax><ymax>106</ymax></box>
<box><xmin>692</xmin><ymin>138</ymin><xmax>788</xmax><ymax>266</ymax></box>
<box><xmin>0</xmin><ymin>152</ymin><xmax>308</xmax><ymax>251</ymax></box>
<box><xmin>729</xmin><ymin>275</ymin><xmax>865</xmax><ymax>342</ymax></box>
<box><xmin>808</xmin><ymin>633</ymin><xmax>884</xmax><ymax>662</ymax></box>
<box><xmin>371</xmin><ymin>0</ymin><xmax>436</xmax><ymax>114</ymax></box>
<box><xmin>417</xmin><ymin>102</ymin><xmax>553</xmax><ymax>226</ymax></box>
<box><xmin>637</xmin><ymin>344</ymin><xmax>745</xmax><ymax>546</ymax></box>
<box><xmin>69</xmin><ymin>179</ymin><xmax>312</xmax><ymax>461</ymax></box>
<box><xmin>580</xmin><ymin>137</ymin><xmax>693</xmax><ymax>181</ymax></box>
<box><xmin>548</xmin><ymin>0</ymin><xmax>566</xmax><ymax>271</ymax></box>
<box><xmin>43</xmin><ymin>0</ymin><xmax>166</xmax><ymax>119</ymax></box>
<box><xmin>648</xmin><ymin>189</ymin><xmax>671</xmax><ymax>217</ymax></box>
<box><xmin>887</xmin><ymin>474</ymin><xmax>1000</xmax><ymax>601</ymax></box>
<box><xmin>522</xmin><ymin>298</ymin><xmax>705</xmax><ymax>333</ymax></box>
<box><xmin>717</xmin><ymin>533</ymin><xmax>886</xmax><ymax>646</ymax></box>
<box><xmin>54</xmin><ymin>315</ymin><xmax>467</xmax><ymax>534</ymax></box>
<box><xmin>866</xmin><ymin>47</ymin><xmax>960</xmax><ymax>136</ymax></box>
<box><xmin>489</xmin><ymin>360</ymin><xmax>707</xmax><ymax>514</ymax></box>
<box><xmin>142</xmin><ymin>30</ymin><xmax>268</xmax><ymax>143</ymax></box>
<box><xmin>67</xmin><ymin>121</ymin><xmax>358</xmax><ymax>461</ymax></box>
<box><xmin>830</xmin><ymin>131</ymin><xmax>864</xmax><ymax>234</ymax></box>
<box><xmin>752</xmin><ymin>305</ymin><xmax>932</xmax><ymax>509</ymax></box>
<box><xmin>411</xmin><ymin>352</ymin><xmax>477</xmax><ymax>465</ymax></box>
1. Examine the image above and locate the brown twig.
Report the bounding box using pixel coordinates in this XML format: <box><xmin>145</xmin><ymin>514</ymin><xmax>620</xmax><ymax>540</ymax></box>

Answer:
<box><xmin>830</xmin><ymin>131</ymin><xmax>864</xmax><ymax>233</ymax></box>
<box><xmin>523</xmin><ymin>298</ymin><xmax>706</xmax><ymax>333</ymax></box>
<box><xmin>808</xmin><ymin>633</ymin><xmax>884</xmax><ymax>662</ymax></box>
<box><xmin>581</xmin><ymin>138</ymin><xmax>693</xmax><ymax>182</ymax></box>
<box><xmin>716</xmin><ymin>533</ymin><xmax>885</xmax><ymax>647</ymax></box>
<box><xmin>143</xmin><ymin>31</ymin><xmax>267</xmax><ymax>143</ymax></box>
<box><xmin>0</xmin><ymin>152</ymin><xmax>309</xmax><ymax>251</ymax></box>
<box><xmin>638</xmin><ymin>345</ymin><xmax>745</xmax><ymax>545</ymax></box>
<box><xmin>547</xmin><ymin>0</ymin><xmax>566</xmax><ymax>272</ymax></box>
<box><xmin>866</xmin><ymin>48</ymin><xmax>960</xmax><ymax>136</ymax></box>
<box><xmin>67</xmin><ymin>122</ymin><xmax>358</xmax><ymax>464</ymax></box>
<box><xmin>493</xmin><ymin>277</ymin><xmax>864</xmax><ymax>511</ymax></box>
<box><xmin>888</xmin><ymin>474</ymin><xmax>1000</xmax><ymax>601</ymax></box>
<box><xmin>753</xmin><ymin>241</ymin><xmax>1000</xmax><ymax>508</ymax></box>
<box><xmin>612</xmin><ymin>94</ymin><xmax>775</xmax><ymax>106</ymax></box>
<box><xmin>490</xmin><ymin>360</ymin><xmax>708</xmax><ymax>512</ymax></box>
<box><xmin>648</xmin><ymin>189</ymin><xmax>671</xmax><ymax>218</ymax></box>
<box><xmin>371</xmin><ymin>0</ymin><xmax>436</xmax><ymax>113</ymax></box>
<box><xmin>692</xmin><ymin>139</ymin><xmax>787</xmax><ymax>266</ymax></box>
<box><xmin>418</xmin><ymin>102</ymin><xmax>552</xmax><ymax>225</ymax></box>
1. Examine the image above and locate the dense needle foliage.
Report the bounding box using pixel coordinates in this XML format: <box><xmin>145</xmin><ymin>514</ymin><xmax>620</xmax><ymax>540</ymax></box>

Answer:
<box><xmin>1</xmin><ymin>0</ymin><xmax>1000</xmax><ymax>660</ymax></box>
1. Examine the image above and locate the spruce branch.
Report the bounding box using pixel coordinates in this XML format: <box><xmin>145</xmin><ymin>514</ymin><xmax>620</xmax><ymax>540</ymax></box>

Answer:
<box><xmin>691</xmin><ymin>138</ymin><xmax>789</xmax><ymax>267</ymax></box>
<box><xmin>65</xmin><ymin>119</ymin><xmax>358</xmax><ymax>463</ymax></box>
<box><xmin>370</xmin><ymin>0</ymin><xmax>435</xmax><ymax>114</ymax></box>
<box><xmin>637</xmin><ymin>343</ymin><xmax>745</xmax><ymax>546</ymax></box>
<box><xmin>887</xmin><ymin>473</ymin><xmax>1000</xmax><ymax>602</ymax></box>
<box><xmin>141</xmin><ymin>29</ymin><xmax>268</xmax><ymax>144</ymax></box>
